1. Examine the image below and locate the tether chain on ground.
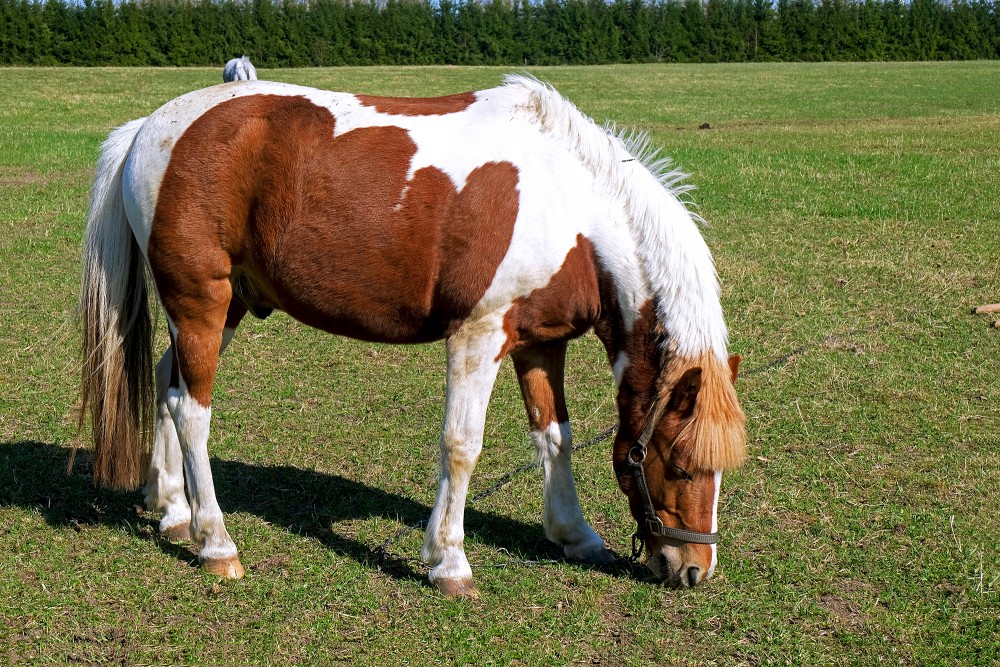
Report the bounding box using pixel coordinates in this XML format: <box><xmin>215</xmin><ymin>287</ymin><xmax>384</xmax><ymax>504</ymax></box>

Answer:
<box><xmin>372</xmin><ymin>321</ymin><xmax>891</xmax><ymax>570</ymax></box>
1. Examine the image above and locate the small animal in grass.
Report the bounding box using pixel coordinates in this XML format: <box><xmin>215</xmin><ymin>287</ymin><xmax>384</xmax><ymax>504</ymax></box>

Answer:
<box><xmin>223</xmin><ymin>56</ymin><xmax>257</xmax><ymax>83</ymax></box>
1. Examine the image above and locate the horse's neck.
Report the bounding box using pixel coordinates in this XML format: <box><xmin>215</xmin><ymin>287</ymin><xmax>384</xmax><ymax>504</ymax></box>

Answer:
<box><xmin>592</xmin><ymin>252</ymin><xmax>710</xmax><ymax>436</ymax></box>
<box><xmin>593</xmin><ymin>274</ymin><xmax>661</xmax><ymax>417</ymax></box>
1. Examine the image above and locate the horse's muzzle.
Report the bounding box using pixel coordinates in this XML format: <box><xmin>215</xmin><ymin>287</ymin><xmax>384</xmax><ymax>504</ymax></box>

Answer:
<box><xmin>645</xmin><ymin>542</ymin><xmax>714</xmax><ymax>588</ymax></box>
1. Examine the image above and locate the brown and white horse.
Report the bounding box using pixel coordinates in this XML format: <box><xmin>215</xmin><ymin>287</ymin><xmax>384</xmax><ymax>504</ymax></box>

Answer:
<box><xmin>79</xmin><ymin>75</ymin><xmax>746</xmax><ymax>595</ymax></box>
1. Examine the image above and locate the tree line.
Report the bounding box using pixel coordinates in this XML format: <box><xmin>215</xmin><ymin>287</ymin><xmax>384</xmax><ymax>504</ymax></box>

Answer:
<box><xmin>2</xmin><ymin>0</ymin><xmax>998</xmax><ymax>66</ymax></box>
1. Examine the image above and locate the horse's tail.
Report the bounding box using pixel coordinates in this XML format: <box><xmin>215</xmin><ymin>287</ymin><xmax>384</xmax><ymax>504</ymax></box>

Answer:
<box><xmin>75</xmin><ymin>117</ymin><xmax>155</xmax><ymax>490</ymax></box>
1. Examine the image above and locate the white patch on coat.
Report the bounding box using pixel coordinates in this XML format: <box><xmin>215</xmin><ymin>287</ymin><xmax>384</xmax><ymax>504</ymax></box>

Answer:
<box><xmin>707</xmin><ymin>470</ymin><xmax>722</xmax><ymax>578</ymax></box>
<box><xmin>503</xmin><ymin>74</ymin><xmax>729</xmax><ymax>358</ymax></box>
<box><xmin>532</xmin><ymin>422</ymin><xmax>605</xmax><ymax>557</ymax></box>
<box><xmin>612</xmin><ymin>352</ymin><xmax>629</xmax><ymax>386</ymax></box>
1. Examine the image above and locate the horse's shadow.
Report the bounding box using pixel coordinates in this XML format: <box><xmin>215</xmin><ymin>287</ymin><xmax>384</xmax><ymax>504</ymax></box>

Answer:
<box><xmin>1</xmin><ymin>440</ymin><xmax>640</xmax><ymax>585</ymax></box>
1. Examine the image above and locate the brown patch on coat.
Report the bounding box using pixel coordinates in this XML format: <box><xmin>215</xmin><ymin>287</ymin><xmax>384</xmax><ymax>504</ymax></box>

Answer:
<box><xmin>511</xmin><ymin>343</ymin><xmax>570</xmax><ymax>431</ymax></box>
<box><xmin>149</xmin><ymin>94</ymin><xmax>519</xmax><ymax>405</ymax></box>
<box><xmin>498</xmin><ymin>234</ymin><xmax>601</xmax><ymax>361</ymax></box>
<box><xmin>355</xmin><ymin>92</ymin><xmax>477</xmax><ymax>116</ymax></box>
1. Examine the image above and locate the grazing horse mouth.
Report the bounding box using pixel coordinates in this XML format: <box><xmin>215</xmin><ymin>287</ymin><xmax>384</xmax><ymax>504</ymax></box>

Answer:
<box><xmin>646</xmin><ymin>552</ymin><xmax>707</xmax><ymax>589</ymax></box>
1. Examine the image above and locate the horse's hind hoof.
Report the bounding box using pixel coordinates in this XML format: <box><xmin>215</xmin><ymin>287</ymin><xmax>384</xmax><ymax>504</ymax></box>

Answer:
<box><xmin>434</xmin><ymin>577</ymin><xmax>478</xmax><ymax>599</ymax></box>
<box><xmin>203</xmin><ymin>556</ymin><xmax>245</xmax><ymax>580</ymax></box>
<box><xmin>161</xmin><ymin>522</ymin><xmax>191</xmax><ymax>542</ymax></box>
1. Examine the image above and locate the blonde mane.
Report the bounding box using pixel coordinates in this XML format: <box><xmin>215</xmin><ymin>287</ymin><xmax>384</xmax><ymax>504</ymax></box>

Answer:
<box><xmin>660</xmin><ymin>351</ymin><xmax>747</xmax><ymax>472</ymax></box>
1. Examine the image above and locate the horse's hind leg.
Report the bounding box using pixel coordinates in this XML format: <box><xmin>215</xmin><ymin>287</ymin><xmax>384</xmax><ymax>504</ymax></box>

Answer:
<box><xmin>145</xmin><ymin>301</ymin><xmax>247</xmax><ymax>543</ymax></box>
<box><xmin>156</xmin><ymin>277</ymin><xmax>245</xmax><ymax>579</ymax></box>
<box><xmin>511</xmin><ymin>344</ymin><xmax>613</xmax><ymax>564</ymax></box>
<box><xmin>422</xmin><ymin>321</ymin><xmax>506</xmax><ymax>597</ymax></box>
<box><xmin>144</xmin><ymin>345</ymin><xmax>191</xmax><ymax>540</ymax></box>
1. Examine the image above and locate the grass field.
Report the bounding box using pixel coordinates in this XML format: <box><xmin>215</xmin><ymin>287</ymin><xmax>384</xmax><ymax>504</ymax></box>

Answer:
<box><xmin>2</xmin><ymin>62</ymin><xmax>999</xmax><ymax>665</ymax></box>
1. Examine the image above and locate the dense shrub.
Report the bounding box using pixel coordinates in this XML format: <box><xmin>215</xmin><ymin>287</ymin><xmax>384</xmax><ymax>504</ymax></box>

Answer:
<box><xmin>1</xmin><ymin>0</ymin><xmax>998</xmax><ymax>66</ymax></box>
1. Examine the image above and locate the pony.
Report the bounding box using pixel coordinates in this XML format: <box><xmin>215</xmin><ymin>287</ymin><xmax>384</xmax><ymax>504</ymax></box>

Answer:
<box><xmin>223</xmin><ymin>56</ymin><xmax>257</xmax><ymax>83</ymax></box>
<box><xmin>78</xmin><ymin>75</ymin><xmax>747</xmax><ymax>596</ymax></box>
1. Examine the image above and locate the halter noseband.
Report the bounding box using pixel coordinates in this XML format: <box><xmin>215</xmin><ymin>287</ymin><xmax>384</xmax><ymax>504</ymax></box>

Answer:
<box><xmin>622</xmin><ymin>396</ymin><xmax>719</xmax><ymax>559</ymax></box>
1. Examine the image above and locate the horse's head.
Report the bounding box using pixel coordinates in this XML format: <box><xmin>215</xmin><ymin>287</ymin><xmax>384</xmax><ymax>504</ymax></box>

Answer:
<box><xmin>614</xmin><ymin>353</ymin><xmax>746</xmax><ymax>588</ymax></box>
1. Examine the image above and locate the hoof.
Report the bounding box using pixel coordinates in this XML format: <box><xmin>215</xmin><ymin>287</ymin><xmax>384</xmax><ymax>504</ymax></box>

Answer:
<box><xmin>161</xmin><ymin>522</ymin><xmax>191</xmax><ymax>542</ymax></box>
<box><xmin>573</xmin><ymin>546</ymin><xmax>617</xmax><ymax>565</ymax></box>
<box><xmin>434</xmin><ymin>577</ymin><xmax>478</xmax><ymax>599</ymax></box>
<box><xmin>202</xmin><ymin>555</ymin><xmax>245</xmax><ymax>580</ymax></box>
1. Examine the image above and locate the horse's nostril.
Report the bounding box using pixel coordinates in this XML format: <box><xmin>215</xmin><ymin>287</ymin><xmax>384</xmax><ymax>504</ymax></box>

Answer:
<box><xmin>685</xmin><ymin>566</ymin><xmax>701</xmax><ymax>588</ymax></box>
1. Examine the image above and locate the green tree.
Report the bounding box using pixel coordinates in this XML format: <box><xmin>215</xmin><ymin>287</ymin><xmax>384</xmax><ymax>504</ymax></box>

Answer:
<box><xmin>910</xmin><ymin>0</ymin><xmax>943</xmax><ymax>58</ymax></box>
<box><xmin>777</xmin><ymin>0</ymin><xmax>821</xmax><ymax>60</ymax></box>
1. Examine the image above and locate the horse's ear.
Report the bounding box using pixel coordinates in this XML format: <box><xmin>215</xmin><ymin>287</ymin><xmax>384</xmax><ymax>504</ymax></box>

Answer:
<box><xmin>727</xmin><ymin>354</ymin><xmax>742</xmax><ymax>384</ymax></box>
<box><xmin>672</xmin><ymin>367</ymin><xmax>702</xmax><ymax>416</ymax></box>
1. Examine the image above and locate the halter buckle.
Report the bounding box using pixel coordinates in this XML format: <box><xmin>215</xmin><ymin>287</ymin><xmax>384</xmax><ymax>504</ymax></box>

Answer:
<box><xmin>646</xmin><ymin>515</ymin><xmax>667</xmax><ymax>536</ymax></box>
<box><xmin>630</xmin><ymin>532</ymin><xmax>645</xmax><ymax>561</ymax></box>
<box><xmin>627</xmin><ymin>444</ymin><xmax>646</xmax><ymax>464</ymax></box>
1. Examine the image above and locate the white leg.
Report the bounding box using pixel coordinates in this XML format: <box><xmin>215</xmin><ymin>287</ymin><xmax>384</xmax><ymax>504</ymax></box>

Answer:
<box><xmin>422</xmin><ymin>322</ymin><xmax>505</xmax><ymax>597</ymax></box>
<box><xmin>533</xmin><ymin>421</ymin><xmax>610</xmax><ymax>562</ymax></box>
<box><xmin>144</xmin><ymin>348</ymin><xmax>192</xmax><ymax>539</ymax></box>
<box><xmin>511</xmin><ymin>345</ymin><xmax>612</xmax><ymax>564</ymax></box>
<box><xmin>166</xmin><ymin>380</ymin><xmax>243</xmax><ymax>578</ymax></box>
<box><xmin>146</xmin><ymin>323</ymin><xmax>240</xmax><ymax>541</ymax></box>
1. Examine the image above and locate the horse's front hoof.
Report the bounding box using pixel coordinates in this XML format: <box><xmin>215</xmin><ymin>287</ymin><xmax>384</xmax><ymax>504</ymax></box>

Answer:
<box><xmin>203</xmin><ymin>555</ymin><xmax>245</xmax><ymax>580</ymax></box>
<box><xmin>161</xmin><ymin>522</ymin><xmax>191</xmax><ymax>542</ymax></box>
<box><xmin>434</xmin><ymin>577</ymin><xmax>478</xmax><ymax>599</ymax></box>
<box><xmin>573</xmin><ymin>546</ymin><xmax>617</xmax><ymax>565</ymax></box>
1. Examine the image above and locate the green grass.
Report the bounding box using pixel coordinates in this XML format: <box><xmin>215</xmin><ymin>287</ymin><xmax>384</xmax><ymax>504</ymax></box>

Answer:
<box><xmin>2</xmin><ymin>62</ymin><xmax>999</xmax><ymax>665</ymax></box>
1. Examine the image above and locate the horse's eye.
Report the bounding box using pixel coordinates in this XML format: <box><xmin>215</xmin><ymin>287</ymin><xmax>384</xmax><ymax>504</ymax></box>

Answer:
<box><xmin>672</xmin><ymin>464</ymin><xmax>693</xmax><ymax>481</ymax></box>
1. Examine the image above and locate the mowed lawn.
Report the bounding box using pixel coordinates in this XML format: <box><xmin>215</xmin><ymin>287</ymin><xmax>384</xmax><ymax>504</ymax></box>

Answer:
<box><xmin>1</xmin><ymin>62</ymin><xmax>998</xmax><ymax>665</ymax></box>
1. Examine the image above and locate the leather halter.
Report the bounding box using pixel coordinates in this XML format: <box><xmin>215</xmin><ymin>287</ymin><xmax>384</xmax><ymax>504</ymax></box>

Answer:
<box><xmin>622</xmin><ymin>396</ymin><xmax>719</xmax><ymax>558</ymax></box>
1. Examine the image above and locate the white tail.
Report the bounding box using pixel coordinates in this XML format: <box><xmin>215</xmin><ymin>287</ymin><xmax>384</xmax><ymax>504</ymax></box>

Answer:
<box><xmin>76</xmin><ymin>117</ymin><xmax>156</xmax><ymax>490</ymax></box>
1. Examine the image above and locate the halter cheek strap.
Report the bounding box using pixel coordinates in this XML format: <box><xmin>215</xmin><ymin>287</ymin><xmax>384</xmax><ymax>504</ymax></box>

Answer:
<box><xmin>623</xmin><ymin>397</ymin><xmax>719</xmax><ymax>557</ymax></box>
<box><xmin>625</xmin><ymin>445</ymin><xmax>719</xmax><ymax>545</ymax></box>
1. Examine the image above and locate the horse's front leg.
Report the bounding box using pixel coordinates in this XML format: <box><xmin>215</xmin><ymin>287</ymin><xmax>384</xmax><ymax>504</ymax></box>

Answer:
<box><xmin>511</xmin><ymin>344</ymin><xmax>614</xmax><ymax>564</ymax></box>
<box><xmin>422</xmin><ymin>323</ymin><xmax>505</xmax><ymax>598</ymax></box>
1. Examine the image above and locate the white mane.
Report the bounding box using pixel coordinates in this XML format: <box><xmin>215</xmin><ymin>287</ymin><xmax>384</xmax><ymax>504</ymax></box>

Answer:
<box><xmin>502</xmin><ymin>73</ymin><xmax>728</xmax><ymax>359</ymax></box>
